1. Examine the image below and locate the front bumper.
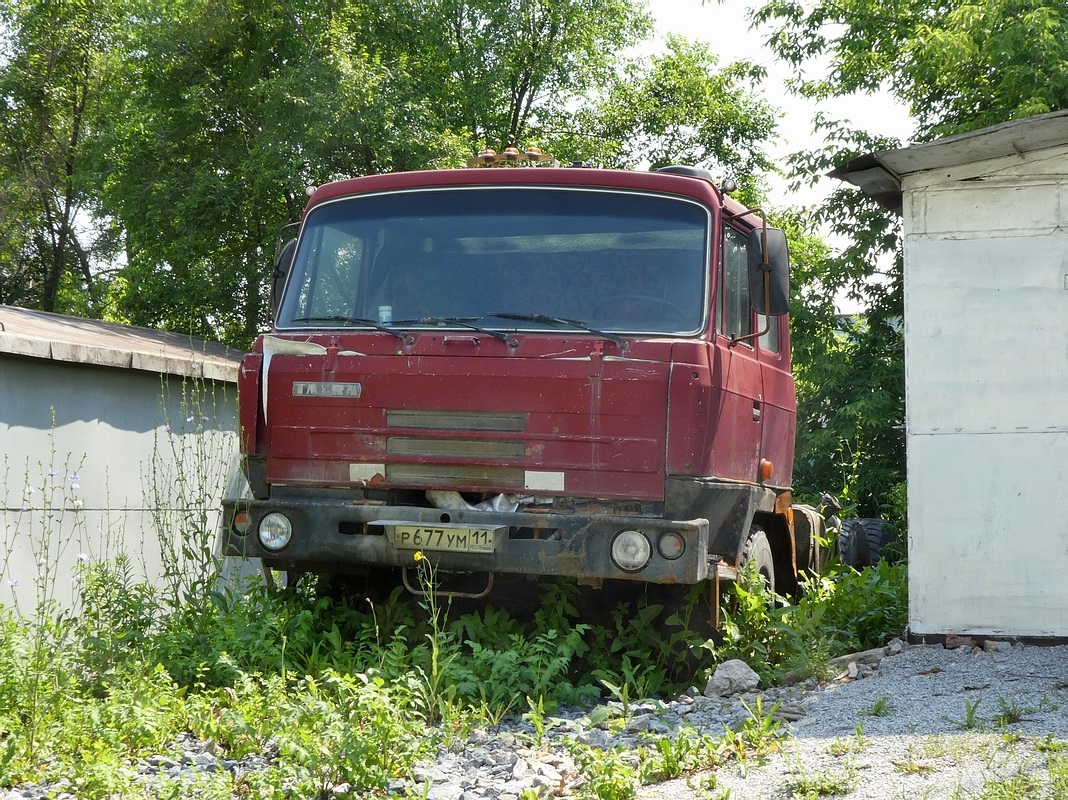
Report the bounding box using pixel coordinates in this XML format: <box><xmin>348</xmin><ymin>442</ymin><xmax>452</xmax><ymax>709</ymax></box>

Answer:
<box><xmin>222</xmin><ymin>488</ymin><xmax>710</xmax><ymax>584</ymax></box>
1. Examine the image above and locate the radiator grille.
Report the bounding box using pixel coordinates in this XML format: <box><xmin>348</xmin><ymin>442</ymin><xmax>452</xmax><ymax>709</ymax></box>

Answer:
<box><xmin>386</xmin><ymin>409</ymin><xmax>526</xmax><ymax>432</ymax></box>
<box><xmin>385</xmin><ymin>463</ymin><xmax>524</xmax><ymax>488</ymax></box>
<box><xmin>386</xmin><ymin>437</ymin><xmax>525</xmax><ymax>459</ymax></box>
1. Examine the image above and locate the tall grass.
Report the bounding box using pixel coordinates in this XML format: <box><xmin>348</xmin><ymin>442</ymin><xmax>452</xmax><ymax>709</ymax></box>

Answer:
<box><xmin>715</xmin><ymin>559</ymin><xmax>908</xmax><ymax>684</ymax></box>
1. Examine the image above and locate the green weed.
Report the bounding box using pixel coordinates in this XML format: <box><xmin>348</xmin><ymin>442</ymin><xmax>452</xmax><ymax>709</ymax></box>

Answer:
<box><xmin>959</xmin><ymin>698</ymin><xmax>983</xmax><ymax>730</ymax></box>
<box><xmin>892</xmin><ymin>759</ymin><xmax>934</xmax><ymax>775</ymax></box>
<box><xmin>993</xmin><ymin>697</ymin><xmax>1024</xmax><ymax>727</ymax></box>
<box><xmin>786</xmin><ymin>762</ymin><xmax>858</xmax><ymax>798</ymax></box>
<box><xmin>637</xmin><ymin>728</ymin><xmax>726</xmax><ymax>783</ymax></box>
<box><xmin>960</xmin><ymin>772</ymin><xmax>1043</xmax><ymax>799</ymax></box>
<box><xmin>569</xmin><ymin>743</ymin><xmax>638</xmax><ymax>800</ymax></box>
<box><xmin>711</xmin><ymin>559</ymin><xmax>907</xmax><ymax>685</ymax></box>
<box><xmin>864</xmin><ymin>695</ymin><xmax>893</xmax><ymax>717</ymax></box>
<box><xmin>828</xmin><ymin>724</ymin><xmax>866</xmax><ymax>757</ymax></box>
<box><xmin>720</xmin><ymin>696</ymin><xmax>785</xmax><ymax>763</ymax></box>
<box><xmin>1036</xmin><ymin>735</ymin><xmax>1068</xmax><ymax>753</ymax></box>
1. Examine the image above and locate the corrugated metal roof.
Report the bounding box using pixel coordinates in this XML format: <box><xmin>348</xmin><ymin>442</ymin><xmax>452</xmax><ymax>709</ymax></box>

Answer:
<box><xmin>830</xmin><ymin>109</ymin><xmax>1068</xmax><ymax>211</ymax></box>
<box><xmin>0</xmin><ymin>305</ymin><xmax>242</xmax><ymax>382</ymax></box>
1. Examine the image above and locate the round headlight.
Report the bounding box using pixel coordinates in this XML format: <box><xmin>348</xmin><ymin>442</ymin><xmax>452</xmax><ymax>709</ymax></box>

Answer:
<box><xmin>258</xmin><ymin>513</ymin><xmax>293</xmax><ymax>551</ymax></box>
<box><xmin>657</xmin><ymin>531</ymin><xmax>686</xmax><ymax>560</ymax></box>
<box><xmin>611</xmin><ymin>530</ymin><xmax>651</xmax><ymax>572</ymax></box>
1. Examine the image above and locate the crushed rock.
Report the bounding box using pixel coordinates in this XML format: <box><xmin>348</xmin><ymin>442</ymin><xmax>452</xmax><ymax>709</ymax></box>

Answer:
<box><xmin>8</xmin><ymin>640</ymin><xmax>1067</xmax><ymax>800</ymax></box>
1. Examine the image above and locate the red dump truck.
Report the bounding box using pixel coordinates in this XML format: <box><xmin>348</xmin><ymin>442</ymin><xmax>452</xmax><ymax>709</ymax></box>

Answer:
<box><xmin>221</xmin><ymin>152</ymin><xmax>826</xmax><ymax>620</ymax></box>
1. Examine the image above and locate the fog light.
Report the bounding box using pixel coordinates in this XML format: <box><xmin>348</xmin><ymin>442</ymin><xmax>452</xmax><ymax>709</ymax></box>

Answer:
<box><xmin>258</xmin><ymin>513</ymin><xmax>293</xmax><ymax>551</ymax></box>
<box><xmin>611</xmin><ymin>530</ymin><xmax>651</xmax><ymax>572</ymax></box>
<box><xmin>657</xmin><ymin>532</ymin><xmax>686</xmax><ymax>560</ymax></box>
<box><xmin>232</xmin><ymin>510</ymin><xmax>252</xmax><ymax>535</ymax></box>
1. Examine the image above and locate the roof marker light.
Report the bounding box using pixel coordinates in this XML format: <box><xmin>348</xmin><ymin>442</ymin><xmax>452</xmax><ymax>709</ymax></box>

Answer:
<box><xmin>465</xmin><ymin>147</ymin><xmax>558</xmax><ymax>168</ymax></box>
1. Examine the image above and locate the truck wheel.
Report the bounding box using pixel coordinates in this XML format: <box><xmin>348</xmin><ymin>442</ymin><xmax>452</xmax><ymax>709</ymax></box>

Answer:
<box><xmin>741</xmin><ymin>527</ymin><xmax>776</xmax><ymax>596</ymax></box>
<box><xmin>836</xmin><ymin>519</ymin><xmax>872</xmax><ymax>568</ymax></box>
<box><xmin>842</xmin><ymin>518</ymin><xmax>898</xmax><ymax>565</ymax></box>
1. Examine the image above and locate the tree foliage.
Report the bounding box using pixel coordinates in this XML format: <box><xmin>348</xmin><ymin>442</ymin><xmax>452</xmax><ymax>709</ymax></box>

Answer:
<box><xmin>93</xmin><ymin>0</ymin><xmax>473</xmax><ymax>344</ymax></box>
<box><xmin>754</xmin><ymin>0</ymin><xmax>1068</xmax><ymax>138</ymax></box>
<box><xmin>0</xmin><ymin>0</ymin><xmax>118</xmax><ymax>314</ymax></box>
<box><xmin>578</xmin><ymin>36</ymin><xmax>776</xmax><ymax>190</ymax></box>
<box><xmin>392</xmin><ymin>0</ymin><xmax>653</xmax><ymax>152</ymax></box>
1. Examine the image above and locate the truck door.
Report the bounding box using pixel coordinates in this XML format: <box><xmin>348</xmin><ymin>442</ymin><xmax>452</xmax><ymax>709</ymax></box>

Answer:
<box><xmin>712</xmin><ymin>225</ymin><xmax>764</xmax><ymax>481</ymax></box>
<box><xmin>756</xmin><ymin>312</ymin><xmax>796</xmax><ymax>488</ymax></box>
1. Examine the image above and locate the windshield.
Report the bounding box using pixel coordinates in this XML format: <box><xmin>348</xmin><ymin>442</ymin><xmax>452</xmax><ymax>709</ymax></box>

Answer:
<box><xmin>276</xmin><ymin>186</ymin><xmax>709</xmax><ymax>335</ymax></box>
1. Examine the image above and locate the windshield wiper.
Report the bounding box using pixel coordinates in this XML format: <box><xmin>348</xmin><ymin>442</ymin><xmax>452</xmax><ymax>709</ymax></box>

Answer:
<box><xmin>289</xmin><ymin>316</ymin><xmax>413</xmax><ymax>344</ymax></box>
<box><xmin>393</xmin><ymin>317</ymin><xmax>519</xmax><ymax>347</ymax></box>
<box><xmin>484</xmin><ymin>312</ymin><xmax>628</xmax><ymax>350</ymax></box>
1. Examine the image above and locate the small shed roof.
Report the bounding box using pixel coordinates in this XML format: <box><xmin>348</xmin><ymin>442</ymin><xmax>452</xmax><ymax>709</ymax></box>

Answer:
<box><xmin>829</xmin><ymin>109</ymin><xmax>1068</xmax><ymax>211</ymax></box>
<box><xmin>0</xmin><ymin>305</ymin><xmax>242</xmax><ymax>382</ymax></box>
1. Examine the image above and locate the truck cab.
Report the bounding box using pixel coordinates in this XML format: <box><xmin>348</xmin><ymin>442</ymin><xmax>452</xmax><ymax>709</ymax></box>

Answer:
<box><xmin>222</xmin><ymin>159</ymin><xmax>817</xmax><ymax>610</ymax></box>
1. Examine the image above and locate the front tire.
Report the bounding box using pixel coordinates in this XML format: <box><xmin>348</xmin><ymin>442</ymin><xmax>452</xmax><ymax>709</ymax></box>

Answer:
<box><xmin>741</xmin><ymin>527</ymin><xmax>776</xmax><ymax>596</ymax></box>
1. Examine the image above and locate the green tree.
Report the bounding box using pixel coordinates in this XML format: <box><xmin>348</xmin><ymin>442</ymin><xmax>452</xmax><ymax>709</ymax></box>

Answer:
<box><xmin>572</xmin><ymin>35</ymin><xmax>776</xmax><ymax>194</ymax></box>
<box><xmin>387</xmin><ymin>0</ymin><xmax>653</xmax><ymax>152</ymax></box>
<box><xmin>94</xmin><ymin>0</ymin><xmax>469</xmax><ymax>346</ymax></box>
<box><xmin>0</xmin><ymin>0</ymin><xmax>118</xmax><ymax>314</ymax></box>
<box><xmin>92</xmin><ymin>0</ymin><xmax>661</xmax><ymax>345</ymax></box>
<box><xmin>754</xmin><ymin>0</ymin><xmax>1068</xmax><ymax>138</ymax></box>
<box><xmin>782</xmin><ymin>125</ymin><xmax>906</xmax><ymax>516</ymax></box>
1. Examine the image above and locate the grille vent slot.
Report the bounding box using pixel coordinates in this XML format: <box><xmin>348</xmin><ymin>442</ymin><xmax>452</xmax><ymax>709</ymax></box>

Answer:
<box><xmin>387</xmin><ymin>437</ymin><xmax>524</xmax><ymax>459</ymax></box>
<box><xmin>385</xmin><ymin>463</ymin><xmax>524</xmax><ymax>488</ymax></box>
<box><xmin>387</xmin><ymin>409</ymin><xmax>526</xmax><ymax>432</ymax></box>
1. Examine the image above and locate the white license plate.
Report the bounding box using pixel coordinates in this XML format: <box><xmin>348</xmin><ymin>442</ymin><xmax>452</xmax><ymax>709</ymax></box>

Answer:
<box><xmin>388</xmin><ymin>524</ymin><xmax>501</xmax><ymax>553</ymax></box>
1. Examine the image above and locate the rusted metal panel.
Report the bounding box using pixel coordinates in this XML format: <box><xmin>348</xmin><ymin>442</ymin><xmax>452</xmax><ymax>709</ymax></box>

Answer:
<box><xmin>260</xmin><ymin>340</ymin><xmax>671</xmax><ymax>501</ymax></box>
<box><xmin>759</xmin><ymin>340</ymin><xmax>797</xmax><ymax>488</ymax></box>
<box><xmin>303</xmin><ymin>166</ymin><xmax>728</xmax><ymax>219</ymax></box>
<box><xmin>710</xmin><ymin>341</ymin><xmax>763</xmax><ymax>480</ymax></box>
<box><xmin>223</xmin><ymin>487</ymin><xmax>710</xmax><ymax>584</ymax></box>
<box><xmin>662</xmin><ymin>476</ymin><xmax>779</xmax><ymax>568</ymax></box>
<box><xmin>665</xmin><ymin>344</ymin><xmax>714</xmax><ymax>474</ymax></box>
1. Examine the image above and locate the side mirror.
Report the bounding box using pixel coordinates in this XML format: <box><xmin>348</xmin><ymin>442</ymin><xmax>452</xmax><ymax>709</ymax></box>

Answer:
<box><xmin>271</xmin><ymin>238</ymin><xmax>297</xmax><ymax>320</ymax></box>
<box><xmin>747</xmin><ymin>227</ymin><xmax>790</xmax><ymax>316</ymax></box>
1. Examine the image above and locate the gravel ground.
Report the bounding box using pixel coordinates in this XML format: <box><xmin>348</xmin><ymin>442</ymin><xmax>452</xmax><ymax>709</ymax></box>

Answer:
<box><xmin>641</xmin><ymin>641</ymin><xmax>1068</xmax><ymax>800</ymax></box>
<box><xmin>7</xmin><ymin>640</ymin><xmax>1067</xmax><ymax>800</ymax></box>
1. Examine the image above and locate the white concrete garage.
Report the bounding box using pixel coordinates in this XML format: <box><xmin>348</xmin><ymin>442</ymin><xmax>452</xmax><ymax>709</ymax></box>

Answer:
<box><xmin>0</xmin><ymin>306</ymin><xmax>242</xmax><ymax>612</ymax></box>
<box><xmin>834</xmin><ymin>110</ymin><xmax>1068</xmax><ymax>638</ymax></box>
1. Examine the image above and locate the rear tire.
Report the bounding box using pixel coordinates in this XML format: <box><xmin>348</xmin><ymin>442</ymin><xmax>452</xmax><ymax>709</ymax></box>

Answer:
<box><xmin>858</xmin><ymin>518</ymin><xmax>897</xmax><ymax>563</ymax></box>
<box><xmin>837</xmin><ymin>520</ymin><xmax>871</xmax><ymax>568</ymax></box>
<box><xmin>741</xmin><ymin>527</ymin><xmax>776</xmax><ymax>595</ymax></box>
<box><xmin>838</xmin><ymin>518</ymin><xmax>897</xmax><ymax>567</ymax></box>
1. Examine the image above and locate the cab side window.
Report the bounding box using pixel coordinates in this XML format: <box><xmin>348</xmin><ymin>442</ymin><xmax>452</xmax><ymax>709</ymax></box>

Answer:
<box><xmin>719</xmin><ymin>226</ymin><xmax>751</xmax><ymax>340</ymax></box>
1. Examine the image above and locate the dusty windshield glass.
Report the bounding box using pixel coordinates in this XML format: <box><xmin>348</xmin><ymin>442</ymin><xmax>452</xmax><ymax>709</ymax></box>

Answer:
<box><xmin>277</xmin><ymin>187</ymin><xmax>709</xmax><ymax>335</ymax></box>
